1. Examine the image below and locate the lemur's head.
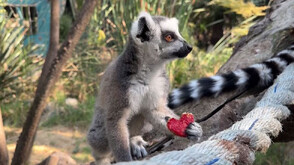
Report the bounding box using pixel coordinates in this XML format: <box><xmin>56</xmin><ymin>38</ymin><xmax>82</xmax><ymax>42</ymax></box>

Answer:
<box><xmin>130</xmin><ymin>12</ymin><xmax>192</xmax><ymax>61</ymax></box>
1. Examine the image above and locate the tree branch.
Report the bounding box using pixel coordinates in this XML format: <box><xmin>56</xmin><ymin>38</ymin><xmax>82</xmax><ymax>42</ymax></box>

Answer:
<box><xmin>11</xmin><ymin>0</ymin><xmax>98</xmax><ymax>164</ymax></box>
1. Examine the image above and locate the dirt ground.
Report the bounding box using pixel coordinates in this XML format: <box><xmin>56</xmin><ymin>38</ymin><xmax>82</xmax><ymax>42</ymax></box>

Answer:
<box><xmin>5</xmin><ymin>126</ymin><xmax>94</xmax><ymax>164</ymax></box>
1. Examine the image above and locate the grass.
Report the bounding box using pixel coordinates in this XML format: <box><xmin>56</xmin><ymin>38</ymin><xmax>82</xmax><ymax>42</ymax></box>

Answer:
<box><xmin>40</xmin><ymin>96</ymin><xmax>95</xmax><ymax>128</ymax></box>
<box><xmin>1</xmin><ymin>95</ymin><xmax>95</xmax><ymax>128</ymax></box>
<box><xmin>1</xmin><ymin>100</ymin><xmax>31</xmax><ymax>127</ymax></box>
<box><xmin>255</xmin><ymin>143</ymin><xmax>294</xmax><ymax>165</ymax></box>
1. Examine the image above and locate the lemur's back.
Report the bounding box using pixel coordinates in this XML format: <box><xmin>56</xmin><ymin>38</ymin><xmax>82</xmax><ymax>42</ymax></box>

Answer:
<box><xmin>96</xmin><ymin>57</ymin><xmax>120</xmax><ymax>109</ymax></box>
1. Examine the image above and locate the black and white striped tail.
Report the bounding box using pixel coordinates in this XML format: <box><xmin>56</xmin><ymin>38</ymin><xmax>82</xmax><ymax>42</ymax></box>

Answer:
<box><xmin>168</xmin><ymin>45</ymin><xmax>294</xmax><ymax>109</ymax></box>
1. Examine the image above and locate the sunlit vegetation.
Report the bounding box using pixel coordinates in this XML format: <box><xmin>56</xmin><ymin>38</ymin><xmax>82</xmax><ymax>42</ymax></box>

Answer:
<box><xmin>0</xmin><ymin>17</ymin><xmax>42</xmax><ymax>103</ymax></box>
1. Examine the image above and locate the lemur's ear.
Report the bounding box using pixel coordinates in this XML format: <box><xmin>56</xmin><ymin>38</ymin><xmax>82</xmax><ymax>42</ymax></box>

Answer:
<box><xmin>131</xmin><ymin>12</ymin><xmax>155</xmax><ymax>43</ymax></box>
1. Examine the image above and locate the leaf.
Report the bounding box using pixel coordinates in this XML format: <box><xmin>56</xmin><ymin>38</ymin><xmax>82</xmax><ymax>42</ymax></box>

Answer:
<box><xmin>209</xmin><ymin>0</ymin><xmax>268</xmax><ymax>18</ymax></box>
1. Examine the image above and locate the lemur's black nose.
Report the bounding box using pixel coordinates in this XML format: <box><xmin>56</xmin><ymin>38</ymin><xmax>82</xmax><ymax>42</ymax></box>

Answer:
<box><xmin>187</xmin><ymin>44</ymin><xmax>192</xmax><ymax>52</ymax></box>
<box><xmin>175</xmin><ymin>41</ymin><xmax>193</xmax><ymax>58</ymax></box>
<box><xmin>183</xmin><ymin>41</ymin><xmax>192</xmax><ymax>52</ymax></box>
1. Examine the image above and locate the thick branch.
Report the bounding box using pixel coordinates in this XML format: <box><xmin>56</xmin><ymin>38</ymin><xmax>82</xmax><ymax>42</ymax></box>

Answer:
<box><xmin>11</xmin><ymin>0</ymin><xmax>98</xmax><ymax>164</ymax></box>
<box><xmin>11</xmin><ymin>0</ymin><xmax>60</xmax><ymax>163</ymax></box>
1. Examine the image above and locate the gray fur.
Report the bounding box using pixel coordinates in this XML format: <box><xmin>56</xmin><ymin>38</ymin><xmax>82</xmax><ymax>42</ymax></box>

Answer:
<box><xmin>87</xmin><ymin>12</ymin><xmax>198</xmax><ymax>164</ymax></box>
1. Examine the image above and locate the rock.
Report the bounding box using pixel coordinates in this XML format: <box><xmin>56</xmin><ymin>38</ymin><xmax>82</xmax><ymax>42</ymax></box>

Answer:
<box><xmin>65</xmin><ymin>98</ymin><xmax>79</xmax><ymax>107</ymax></box>
<box><xmin>37</xmin><ymin>152</ymin><xmax>77</xmax><ymax>165</ymax></box>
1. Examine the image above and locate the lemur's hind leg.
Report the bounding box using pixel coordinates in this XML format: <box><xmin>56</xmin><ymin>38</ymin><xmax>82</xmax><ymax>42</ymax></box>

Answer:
<box><xmin>105</xmin><ymin>107</ymin><xmax>133</xmax><ymax>162</ymax></box>
<box><xmin>87</xmin><ymin>110</ymin><xmax>113</xmax><ymax>165</ymax></box>
<box><xmin>128</xmin><ymin>114</ymin><xmax>150</xmax><ymax>160</ymax></box>
<box><xmin>90</xmin><ymin>149</ymin><xmax>112</xmax><ymax>165</ymax></box>
<box><xmin>130</xmin><ymin>136</ymin><xmax>149</xmax><ymax>160</ymax></box>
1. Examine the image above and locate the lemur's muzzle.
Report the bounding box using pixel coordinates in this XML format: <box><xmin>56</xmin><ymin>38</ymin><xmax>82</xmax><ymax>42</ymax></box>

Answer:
<box><xmin>174</xmin><ymin>41</ymin><xmax>192</xmax><ymax>58</ymax></box>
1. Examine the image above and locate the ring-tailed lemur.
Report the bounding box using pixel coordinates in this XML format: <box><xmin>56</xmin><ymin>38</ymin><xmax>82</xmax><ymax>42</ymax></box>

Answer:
<box><xmin>168</xmin><ymin>46</ymin><xmax>294</xmax><ymax>109</ymax></box>
<box><xmin>87</xmin><ymin>12</ymin><xmax>202</xmax><ymax>165</ymax></box>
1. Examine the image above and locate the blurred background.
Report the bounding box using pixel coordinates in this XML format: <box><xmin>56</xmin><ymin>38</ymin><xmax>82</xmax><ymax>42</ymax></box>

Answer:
<box><xmin>1</xmin><ymin>0</ymin><xmax>293</xmax><ymax>164</ymax></box>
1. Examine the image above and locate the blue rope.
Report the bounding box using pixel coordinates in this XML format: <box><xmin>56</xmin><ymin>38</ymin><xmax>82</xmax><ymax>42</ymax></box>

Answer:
<box><xmin>274</xmin><ymin>83</ymin><xmax>278</xmax><ymax>93</ymax></box>
<box><xmin>248</xmin><ymin>119</ymin><xmax>259</xmax><ymax>130</ymax></box>
<box><xmin>205</xmin><ymin>158</ymin><xmax>220</xmax><ymax>165</ymax></box>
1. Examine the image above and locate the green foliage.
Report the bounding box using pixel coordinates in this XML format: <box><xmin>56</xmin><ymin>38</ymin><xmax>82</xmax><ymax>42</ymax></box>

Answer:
<box><xmin>176</xmin><ymin>0</ymin><xmax>268</xmax><ymax>87</ymax></box>
<box><xmin>255</xmin><ymin>143</ymin><xmax>294</xmax><ymax>165</ymax></box>
<box><xmin>210</xmin><ymin>0</ymin><xmax>268</xmax><ymax>18</ymax></box>
<box><xmin>0</xmin><ymin>2</ymin><xmax>42</xmax><ymax>126</ymax></box>
<box><xmin>1</xmin><ymin>100</ymin><xmax>31</xmax><ymax>126</ymax></box>
<box><xmin>72</xmin><ymin>145</ymin><xmax>92</xmax><ymax>163</ymax></box>
<box><xmin>0</xmin><ymin>15</ymin><xmax>42</xmax><ymax>102</ymax></box>
<box><xmin>252</xmin><ymin>0</ymin><xmax>270</xmax><ymax>6</ymax></box>
<box><xmin>59</xmin><ymin>43</ymin><xmax>115</xmax><ymax>100</ymax></box>
<box><xmin>60</xmin><ymin>14</ymin><xmax>73</xmax><ymax>42</ymax></box>
<box><xmin>83</xmin><ymin>0</ymin><xmax>198</xmax><ymax>88</ymax></box>
<box><xmin>88</xmin><ymin>0</ymin><xmax>196</xmax><ymax>51</ymax></box>
<box><xmin>69</xmin><ymin>0</ymin><xmax>268</xmax><ymax>90</ymax></box>
<box><xmin>54</xmin><ymin>90</ymin><xmax>67</xmax><ymax>106</ymax></box>
<box><xmin>61</xmin><ymin>0</ymin><xmax>195</xmax><ymax>97</ymax></box>
<box><xmin>41</xmin><ymin>96</ymin><xmax>95</xmax><ymax>128</ymax></box>
<box><xmin>168</xmin><ymin>46</ymin><xmax>232</xmax><ymax>88</ymax></box>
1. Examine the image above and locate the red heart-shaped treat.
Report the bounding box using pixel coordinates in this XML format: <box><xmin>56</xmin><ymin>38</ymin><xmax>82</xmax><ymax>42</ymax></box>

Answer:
<box><xmin>167</xmin><ymin>113</ymin><xmax>194</xmax><ymax>137</ymax></box>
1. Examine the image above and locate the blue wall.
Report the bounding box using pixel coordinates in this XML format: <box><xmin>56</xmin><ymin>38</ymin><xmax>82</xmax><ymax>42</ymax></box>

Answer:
<box><xmin>6</xmin><ymin>0</ymin><xmax>66</xmax><ymax>56</ymax></box>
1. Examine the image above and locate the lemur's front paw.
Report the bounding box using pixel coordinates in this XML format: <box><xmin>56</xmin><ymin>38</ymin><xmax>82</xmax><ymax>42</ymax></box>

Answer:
<box><xmin>185</xmin><ymin>122</ymin><xmax>202</xmax><ymax>141</ymax></box>
<box><xmin>167</xmin><ymin>113</ymin><xmax>202</xmax><ymax>140</ymax></box>
<box><xmin>130</xmin><ymin>136</ymin><xmax>149</xmax><ymax>160</ymax></box>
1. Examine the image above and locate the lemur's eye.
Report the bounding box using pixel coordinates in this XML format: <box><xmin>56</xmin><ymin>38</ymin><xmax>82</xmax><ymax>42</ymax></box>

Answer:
<box><xmin>165</xmin><ymin>34</ymin><xmax>174</xmax><ymax>42</ymax></box>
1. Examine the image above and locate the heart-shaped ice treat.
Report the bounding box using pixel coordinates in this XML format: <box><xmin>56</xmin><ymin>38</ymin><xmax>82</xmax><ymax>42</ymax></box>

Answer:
<box><xmin>167</xmin><ymin>113</ymin><xmax>194</xmax><ymax>137</ymax></box>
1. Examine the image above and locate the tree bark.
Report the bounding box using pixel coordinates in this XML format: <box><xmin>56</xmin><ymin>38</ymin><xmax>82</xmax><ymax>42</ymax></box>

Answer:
<box><xmin>12</xmin><ymin>0</ymin><xmax>60</xmax><ymax>163</ymax></box>
<box><xmin>0</xmin><ymin>108</ymin><xmax>8</xmax><ymax>165</ymax></box>
<box><xmin>11</xmin><ymin>0</ymin><xmax>98</xmax><ymax>164</ymax></box>
<box><xmin>164</xmin><ymin>0</ymin><xmax>294</xmax><ymax>151</ymax></box>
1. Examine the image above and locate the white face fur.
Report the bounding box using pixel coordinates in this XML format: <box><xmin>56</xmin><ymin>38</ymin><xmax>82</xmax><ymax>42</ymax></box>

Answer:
<box><xmin>130</xmin><ymin>12</ymin><xmax>192</xmax><ymax>62</ymax></box>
